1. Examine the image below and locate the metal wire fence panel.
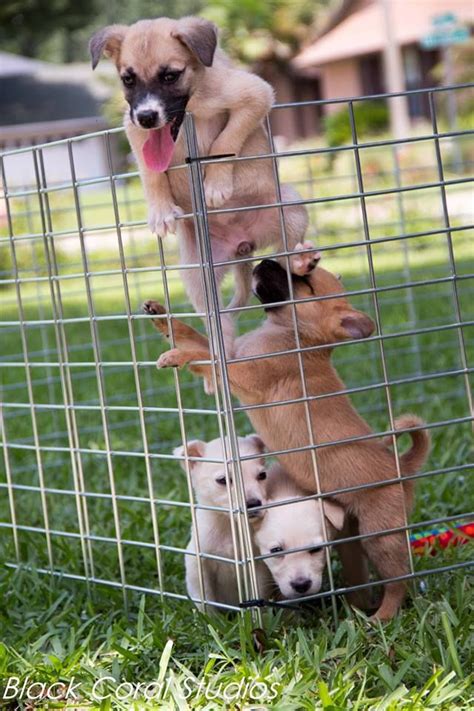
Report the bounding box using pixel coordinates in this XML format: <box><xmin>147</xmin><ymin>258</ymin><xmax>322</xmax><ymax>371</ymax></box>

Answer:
<box><xmin>0</xmin><ymin>85</ymin><xmax>473</xmax><ymax>615</ymax></box>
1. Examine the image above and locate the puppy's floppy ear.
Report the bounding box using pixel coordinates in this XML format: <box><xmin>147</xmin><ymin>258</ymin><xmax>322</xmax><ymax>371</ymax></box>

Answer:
<box><xmin>335</xmin><ymin>309</ymin><xmax>375</xmax><ymax>342</ymax></box>
<box><xmin>89</xmin><ymin>25</ymin><xmax>128</xmax><ymax>69</ymax></box>
<box><xmin>323</xmin><ymin>500</ymin><xmax>345</xmax><ymax>531</ymax></box>
<box><xmin>173</xmin><ymin>440</ymin><xmax>206</xmax><ymax>471</ymax></box>
<box><xmin>172</xmin><ymin>17</ymin><xmax>218</xmax><ymax>67</ymax></box>
<box><xmin>245</xmin><ymin>434</ymin><xmax>267</xmax><ymax>454</ymax></box>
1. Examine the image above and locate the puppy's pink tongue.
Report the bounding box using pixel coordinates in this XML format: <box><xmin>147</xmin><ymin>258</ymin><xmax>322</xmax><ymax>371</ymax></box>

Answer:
<box><xmin>142</xmin><ymin>124</ymin><xmax>175</xmax><ymax>172</ymax></box>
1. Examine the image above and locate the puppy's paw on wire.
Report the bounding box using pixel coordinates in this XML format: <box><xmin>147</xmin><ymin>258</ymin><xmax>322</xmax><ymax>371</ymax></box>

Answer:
<box><xmin>204</xmin><ymin>165</ymin><xmax>233</xmax><ymax>207</ymax></box>
<box><xmin>142</xmin><ymin>300</ymin><xmax>166</xmax><ymax>316</ymax></box>
<box><xmin>156</xmin><ymin>349</ymin><xmax>185</xmax><ymax>369</ymax></box>
<box><xmin>290</xmin><ymin>241</ymin><xmax>321</xmax><ymax>276</ymax></box>
<box><xmin>148</xmin><ymin>203</ymin><xmax>184</xmax><ymax>237</ymax></box>
<box><xmin>142</xmin><ymin>300</ymin><xmax>169</xmax><ymax>335</ymax></box>
<box><xmin>204</xmin><ymin>182</ymin><xmax>233</xmax><ymax>208</ymax></box>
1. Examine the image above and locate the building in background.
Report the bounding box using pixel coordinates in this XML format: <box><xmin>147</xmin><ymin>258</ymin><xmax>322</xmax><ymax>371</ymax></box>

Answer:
<box><xmin>294</xmin><ymin>0</ymin><xmax>473</xmax><ymax>118</ymax></box>
<box><xmin>0</xmin><ymin>52</ymin><xmax>115</xmax><ymax>186</ymax></box>
<box><xmin>254</xmin><ymin>60</ymin><xmax>323</xmax><ymax>144</ymax></box>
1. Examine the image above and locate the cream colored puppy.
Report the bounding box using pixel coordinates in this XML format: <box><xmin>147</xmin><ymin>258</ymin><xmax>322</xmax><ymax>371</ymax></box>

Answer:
<box><xmin>175</xmin><ymin>434</ymin><xmax>272</xmax><ymax>610</ymax></box>
<box><xmin>90</xmin><ymin>17</ymin><xmax>313</xmax><ymax>347</ymax></box>
<box><xmin>254</xmin><ymin>467</ymin><xmax>344</xmax><ymax>600</ymax></box>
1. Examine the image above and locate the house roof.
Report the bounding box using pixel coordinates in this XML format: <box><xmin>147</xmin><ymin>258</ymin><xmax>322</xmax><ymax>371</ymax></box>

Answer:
<box><xmin>294</xmin><ymin>0</ymin><xmax>473</xmax><ymax>69</ymax></box>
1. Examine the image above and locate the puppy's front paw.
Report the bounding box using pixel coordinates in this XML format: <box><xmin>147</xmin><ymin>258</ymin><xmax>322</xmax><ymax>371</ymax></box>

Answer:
<box><xmin>148</xmin><ymin>203</ymin><xmax>184</xmax><ymax>237</ymax></box>
<box><xmin>204</xmin><ymin>165</ymin><xmax>233</xmax><ymax>208</ymax></box>
<box><xmin>142</xmin><ymin>300</ymin><xmax>166</xmax><ymax>317</ymax></box>
<box><xmin>290</xmin><ymin>241</ymin><xmax>321</xmax><ymax>276</ymax></box>
<box><xmin>156</xmin><ymin>349</ymin><xmax>185</xmax><ymax>369</ymax></box>
<box><xmin>142</xmin><ymin>300</ymin><xmax>169</xmax><ymax>335</ymax></box>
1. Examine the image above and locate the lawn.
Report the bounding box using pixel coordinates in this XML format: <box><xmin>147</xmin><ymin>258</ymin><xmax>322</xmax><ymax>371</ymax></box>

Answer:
<box><xmin>1</xmin><ymin>246</ymin><xmax>473</xmax><ymax>707</ymax></box>
<box><xmin>1</xmin><ymin>126</ymin><xmax>473</xmax><ymax>707</ymax></box>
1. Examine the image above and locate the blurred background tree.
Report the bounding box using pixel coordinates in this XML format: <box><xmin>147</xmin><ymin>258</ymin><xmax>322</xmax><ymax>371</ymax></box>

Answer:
<box><xmin>0</xmin><ymin>0</ymin><xmax>204</xmax><ymax>63</ymax></box>
<box><xmin>0</xmin><ymin>0</ymin><xmax>332</xmax><ymax>64</ymax></box>
<box><xmin>0</xmin><ymin>0</ymin><xmax>98</xmax><ymax>60</ymax></box>
<box><xmin>203</xmin><ymin>0</ymin><xmax>331</xmax><ymax>65</ymax></box>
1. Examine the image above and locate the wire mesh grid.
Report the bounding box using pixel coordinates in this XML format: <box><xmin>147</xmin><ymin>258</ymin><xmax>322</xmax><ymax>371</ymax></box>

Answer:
<box><xmin>0</xmin><ymin>85</ymin><xmax>473</xmax><ymax>617</ymax></box>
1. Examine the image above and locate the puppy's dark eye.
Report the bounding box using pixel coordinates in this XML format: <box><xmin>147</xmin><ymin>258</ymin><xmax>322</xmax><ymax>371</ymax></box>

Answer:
<box><xmin>310</xmin><ymin>546</ymin><xmax>322</xmax><ymax>554</ymax></box>
<box><xmin>216</xmin><ymin>475</ymin><xmax>226</xmax><ymax>486</ymax></box>
<box><xmin>121</xmin><ymin>74</ymin><xmax>135</xmax><ymax>87</ymax></box>
<box><xmin>256</xmin><ymin>471</ymin><xmax>267</xmax><ymax>481</ymax></box>
<box><xmin>270</xmin><ymin>546</ymin><xmax>284</xmax><ymax>555</ymax></box>
<box><xmin>161</xmin><ymin>70</ymin><xmax>182</xmax><ymax>84</ymax></box>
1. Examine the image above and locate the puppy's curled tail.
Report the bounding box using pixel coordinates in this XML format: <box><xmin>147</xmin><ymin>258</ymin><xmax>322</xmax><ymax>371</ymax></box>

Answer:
<box><xmin>227</xmin><ymin>261</ymin><xmax>253</xmax><ymax>311</ymax></box>
<box><xmin>384</xmin><ymin>414</ymin><xmax>430</xmax><ymax>475</ymax></box>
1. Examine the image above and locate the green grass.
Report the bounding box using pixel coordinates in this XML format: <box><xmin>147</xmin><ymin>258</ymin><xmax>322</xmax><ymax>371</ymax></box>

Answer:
<box><xmin>1</xmin><ymin>248</ymin><xmax>473</xmax><ymax>707</ymax></box>
<box><xmin>1</xmin><ymin>130</ymin><xmax>473</xmax><ymax>707</ymax></box>
<box><xmin>0</xmin><ymin>567</ymin><xmax>472</xmax><ymax>708</ymax></box>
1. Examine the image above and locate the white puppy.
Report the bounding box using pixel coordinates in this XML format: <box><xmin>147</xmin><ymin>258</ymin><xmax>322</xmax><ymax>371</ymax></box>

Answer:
<box><xmin>254</xmin><ymin>466</ymin><xmax>345</xmax><ymax>600</ymax></box>
<box><xmin>175</xmin><ymin>434</ymin><xmax>272</xmax><ymax>610</ymax></box>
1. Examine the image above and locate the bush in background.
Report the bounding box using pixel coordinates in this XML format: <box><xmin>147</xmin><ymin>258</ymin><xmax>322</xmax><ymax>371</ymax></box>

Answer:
<box><xmin>324</xmin><ymin>100</ymin><xmax>389</xmax><ymax>148</ymax></box>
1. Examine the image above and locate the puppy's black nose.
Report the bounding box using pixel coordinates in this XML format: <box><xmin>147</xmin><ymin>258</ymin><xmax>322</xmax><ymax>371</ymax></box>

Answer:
<box><xmin>290</xmin><ymin>577</ymin><xmax>312</xmax><ymax>594</ymax></box>
<box><xmin>246</xmin><ymin>498</ymin><xmax>262</xmax><ymax>510</ymax></box>
<box><xmin>137</xmin><ymin>110</ymin><xmax>158</xmax><ymax>128</ymax></box>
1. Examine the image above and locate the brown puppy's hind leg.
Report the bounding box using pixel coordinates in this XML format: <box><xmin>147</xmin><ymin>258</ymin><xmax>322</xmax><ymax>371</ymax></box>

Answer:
<box><xmin>355</xmin><ymin>491</ymin><xmax>411</xmax><ymax>621</ymax></box>
<box><xmin>336</xmin><ymin>516</ymin><xmax>373</xmax><ymax>612</ymax></box>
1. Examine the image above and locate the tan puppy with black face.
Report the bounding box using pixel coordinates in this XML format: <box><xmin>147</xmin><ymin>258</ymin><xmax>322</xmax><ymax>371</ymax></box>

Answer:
<box><xmin>89</xmin><ymin>17</ymin><xmax>312</xmax><ymax>348</ymax></box>
<box><xmin>176</xmin><ymin>434</ymin><xmax>272</xmax><ymax>610</ymax></box>
<box><xmin>143</xmin><ymin>258</ymin><xmax>430</xmax><ymax>621</ymax></box>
